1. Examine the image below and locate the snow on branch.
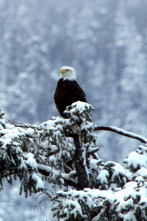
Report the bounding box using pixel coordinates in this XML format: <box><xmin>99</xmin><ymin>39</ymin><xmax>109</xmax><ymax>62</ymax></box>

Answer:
<box><xmin>0</xmin><ymin>102</ymin><xmax>147</xmax><ymax>220</ymax></box>
<box><xmin>53</xmin><ymin>145</ymin><xmax>147</xmax><ymax>220</ymax></box>
<box><xmin>94</xmin><ymin>125</ymin><xmax>147</xmax><ymax>144</ymax></box>
<box><xmin>0</xmin><ymin>102</ymin><xmax>98</xmax><ymax>195</ymax></box>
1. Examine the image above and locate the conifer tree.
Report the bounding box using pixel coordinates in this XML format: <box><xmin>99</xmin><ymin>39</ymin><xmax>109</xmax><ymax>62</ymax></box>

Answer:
<box><xmin>0</xmin><ymin>102</ymin><xmax>146</xmax><ymax>220</ymax></box>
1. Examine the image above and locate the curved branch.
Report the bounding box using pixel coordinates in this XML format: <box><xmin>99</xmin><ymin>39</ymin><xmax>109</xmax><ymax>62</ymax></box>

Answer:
<box><xmin>94</xmin><ymin>126</ymin><xmax>147</xmax><ymax>144</ymax></box>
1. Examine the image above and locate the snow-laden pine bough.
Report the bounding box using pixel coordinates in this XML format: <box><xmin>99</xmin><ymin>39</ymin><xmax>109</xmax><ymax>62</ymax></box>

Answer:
<box><xmin>0</xmin><ymin>102</ymin><xmax>147</xmax><ymax>221</ymax></box>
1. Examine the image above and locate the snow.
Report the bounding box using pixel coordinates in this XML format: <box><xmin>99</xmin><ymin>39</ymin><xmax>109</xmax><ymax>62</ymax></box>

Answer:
<box><xmin>25</xmin><ymin>153</ymin><xmax>38</xmax><ymax>169</ymax></box>
<box><xmin>124</xmin><ymin>150</ymin><xmax>147</xmax><ymax>169</ymax></box>
<box><xmin>0</xmin><ymin>0</ymin><xmax>147</xmax><ymax>220</ymax></box>
<box><xmin>1</xmin><ymin>99</ymin><xmax>147</xmax><ymax>220</ymax></box>
<box><xmin>19</xmin><ymin>157</ymin><xmax>27</xmax><ymax>170</ymax></box>
<box><xmin>137</xmin><ymin>167</ymin><xmax>147</xmax><ymax>177</ymax></box>
<box><xmin>66</xmin><ymin>101</ymin><xmax>94</xmax><ymax>114</ymax></box>
<box><xmin>97</xmin><ymin>169</ymin><xmax>109</xmax><ymax>184</ymax></box>
<box><xmin>32</xmin><ymin>173</ymin><xmax>44</xmax><ymax>190</ymax></box>
<box><xmin>109</xmin><ymin>126</ymin><xmax>147</xmax><ymax>144</ymax></box>
<box><xmin>84</xmin><ymin>188</ymin><xmax>111</xmax><ymax>199</ymax></box>
<box><xmin>40</xmin><ymin>117</ymin><xmax>66</xmax><ymax>130</ymax></box>
<box><xmin>52</xmin><ymin>142</ymin><xmax>147</xmax><ymax>220</ymax></box>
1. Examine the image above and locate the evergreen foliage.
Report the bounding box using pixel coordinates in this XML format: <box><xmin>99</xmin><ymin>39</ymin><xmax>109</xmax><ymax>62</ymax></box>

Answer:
<box><xmin>0</xmin><ymin>102</ymin><xmax>146</xmax><ymax>221</ymax></box>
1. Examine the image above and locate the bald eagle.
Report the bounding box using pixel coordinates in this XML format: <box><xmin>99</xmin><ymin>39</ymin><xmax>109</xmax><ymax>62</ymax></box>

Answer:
<box><xmin>54</xmin><ymin>66</ymin><xmax>87</xmax><ymax>118</ymax></box>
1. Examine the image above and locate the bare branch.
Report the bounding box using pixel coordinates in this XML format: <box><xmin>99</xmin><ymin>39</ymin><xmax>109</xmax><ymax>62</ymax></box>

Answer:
<box><xmin>94</xmin><ymin>126</ymin><xmax>147</xmax><ymax>144</ymax></box>
<box><xmin>8</xmin><ymin>120</ymin><xmax>40</xmax><ymax>130</ymax></box>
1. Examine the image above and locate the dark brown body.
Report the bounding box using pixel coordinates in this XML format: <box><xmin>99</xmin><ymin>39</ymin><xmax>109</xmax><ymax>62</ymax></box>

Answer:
<box><xmin>54</xmin><ymin>79</ymin><xmax>87</xmax><ymax>118</ymax></box>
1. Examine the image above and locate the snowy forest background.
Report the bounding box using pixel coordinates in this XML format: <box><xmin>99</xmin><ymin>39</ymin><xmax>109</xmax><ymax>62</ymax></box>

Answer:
<box><xmin>0</xmin><ymin>0</ymin><xmax>147</xmax><ymax>220</ymax></box>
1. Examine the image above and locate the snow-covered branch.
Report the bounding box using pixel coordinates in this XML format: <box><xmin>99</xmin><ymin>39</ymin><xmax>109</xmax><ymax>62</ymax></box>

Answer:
<box><xmin>0</xmin><ymin>103</ymin><xmax>147</xmax><ymax>221</ymax></box>
<box><xmin>94</xmin><ymin>125</ymin><xmax>147</xmax><ymax>144</ymax></box>
<box><xmin>0</xmin><ymin>102</ymin><xmax>98</xmax><ymax>194</ymax></box>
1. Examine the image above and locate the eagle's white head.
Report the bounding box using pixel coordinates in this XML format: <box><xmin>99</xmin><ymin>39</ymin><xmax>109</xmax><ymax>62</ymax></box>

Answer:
<box><xmin>60</xmin><ymin>66</ymin><xmax>76</xmax><ymax>81</ymax></box>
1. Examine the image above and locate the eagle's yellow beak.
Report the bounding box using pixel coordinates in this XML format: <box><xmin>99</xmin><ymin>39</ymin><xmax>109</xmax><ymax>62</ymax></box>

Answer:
<box><xmin>60</xmin><ymin>66</ymin><xmax>67</xmax><ymax>74</ymax></box>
